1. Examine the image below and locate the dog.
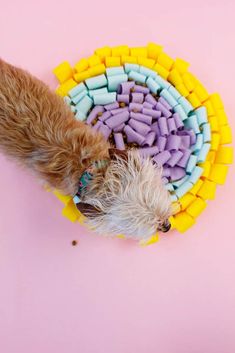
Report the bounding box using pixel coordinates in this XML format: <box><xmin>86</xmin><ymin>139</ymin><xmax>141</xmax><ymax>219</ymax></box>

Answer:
<box><xmin>0</xmin><ymin>59</ymin><xmax>172</xmax><ymax>240</ymax></box>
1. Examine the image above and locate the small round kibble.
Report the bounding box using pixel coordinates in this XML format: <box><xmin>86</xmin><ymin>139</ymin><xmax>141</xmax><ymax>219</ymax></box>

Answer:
<box><xmin>72</xmin><ymin>240</ymin><xmax>78</xmax><ymax>246</ymax></box>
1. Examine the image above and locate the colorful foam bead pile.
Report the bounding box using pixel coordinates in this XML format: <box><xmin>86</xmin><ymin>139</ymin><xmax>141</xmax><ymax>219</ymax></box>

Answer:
<box><xmin>52</xmin><ymin>43</ymin><xmax>233</xmax><ymax>244</ymax></box>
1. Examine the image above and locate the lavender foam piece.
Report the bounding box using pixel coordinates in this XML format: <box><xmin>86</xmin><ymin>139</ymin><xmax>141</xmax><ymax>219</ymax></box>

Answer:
<box><xmin>155</xmin><ymin>102</ymin><xmax>172</xmax><ymax>118</ymax></box>
<box><xmin>145</xmin><ymin>94</ymin><xmax>157</xmax><ymax>106</ymax></box>
<box><xmin>173</xmin><ymin>113</ymin><xmax>184</xmax><ymax>130</ymax></box>
<box><xmin>142</xmin><ymin>131</ymin><xmax>156</xmax><ymax>147</ymax></box>
<box><xmin>166</xmin><ymin>150</ymin><xmax>184</xmax><ymax>167</ymax></box>
<box><xmin>156</xmin><ymin>136</ymin><xmax>167</xmax><ymax>152</ymax></box>
<box><xmin>130</xmin><ymin>111</ymin><xmax>152</xmax><ymax>125</ymax></box>
<box><xmin>143</xmin><ymin>102</ymin><xmax>154</xmax><ymax>109</ymax></box>
<box><xmin>162</xmin><ymin>167</ymin><xmax>171</xmax><ymax>177</ymax></box>
<box><xmin>162</xmin><ymin>177</ymin><xmax>169</xmax><ymax>184</ymax></box>
<box><xmin>92</xmin><ymin>121</ymin><xmax>102</xmax><ymax>131</ymax></box>
<box><xmin>133</xmin><ymin>85</ymin><xmax>150</xmax><ymax>94</ymax></box>
<box><xmin>138</xmin><ymin>146</ymin><xmax>159</xmax><ymax>157</ymax></box>
<box><xmin>179</xmin><ymin>134</ymin><xmax>191</xmax><ymax>149</ymax></box>
<box><xmin>187</xmin><ymin>129</ymin><xmax>197</xmax><ymax>145</ymax></box>
<box><xmin>99</xmin><ymin>124</ymin><xmax>112</xmax><ymax>140</ymax></box>
<box><xmin>111</xmin><ymin>107</ymin><xmax>129</xmax><ymax>115</ymax></box>
<box><xmin>177</xmin><ymin>149</ymin><xmax>192</xmax><ymax>168</ymax></box>
<box><xmin>151</xmin><ymin>122</ymin><xmax>160</xmax><ymax>136</ymax></box>
<box><xmin>124</xmin><ymin>125</ymin><xmax>145</xmax><ymax>145</ymax></box>
<box><xmin>142</xmin><ymin>108</ymin><xmax>161</xmax><ymax>119</ymax></box>
<box><xmin>131</xmin><ymin>92</ymin><xmax>144</xmax><ymax>104</ymax></box>
<box><xmin>158</xmin><ymin>96</ymin><xmax>172</xmax><ymax>111</ymax></box>
<box><xmin>105</xmin><ymin>111</ymin><xmax>129</xmax><ymax>129</ymax></box>
<box><xmin>114</xmin><ymin>133</ymin><xmax>125</xmax><ymax>150</ymax></box>
<box><xmin>120</xmin><ymin>81</ymin><xmax>135</xmax><ymax>94</ymax></box>
<box><xmin>153</xmin><ymin>150</ymin><xmax>171</xmax><ymax>166</ymax></box>
<box><xmin>166</xmin><ymin>135</ymin><xmax>181</xmax><ymax>151</ymax></box>
<box><xmin>117</xmin><ymin>94</ymin><xmax>129</xmax><ymax>104</ymax></box>
<box><xmin>104</xmin><ymin>101</ymin><xmax>119</xmax><ymax>111</ymax></box>
<box><xmin>158</xmin><ymin>117</ymin><xmax>169</xmax><ymax>136</ymax></box>
<box><xmin>113</xmin><ymin>123</ymin><xmax>125</xmax><ymax>132</ymax></box>
<box><xmin>167</xmin><ymin>117</ymin><xmax>177</xmax><ymax>134</ymax></box>
<box><xmin>86</xmin><ymin>106</ymin><xmax>104</xmax><ymax>124</ymax></box>
<box><xmin>99</xmin><ymin>111</ymin><xmax>111</xmax><ymax>122</ymax></box>
<box><xmin>128</xmin><ymin>118</ymin><xmax>151</xmax><ymax>136</ymax></box>
<box><xmin>129</xmin><ymin>102</ymin><xmax>143</xmax><ymax>112</ymax></box>
<box><xmin>170</xmin><ymin>167</ymin><xmax>186</xmax><ymax>181</ymax></box>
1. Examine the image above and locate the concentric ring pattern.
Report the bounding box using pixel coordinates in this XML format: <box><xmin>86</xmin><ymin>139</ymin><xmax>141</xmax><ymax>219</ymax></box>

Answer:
<box><xmin>52</xmin><ymin>43</ymin><xmax>233</xmax><ymax>244</ymax></box>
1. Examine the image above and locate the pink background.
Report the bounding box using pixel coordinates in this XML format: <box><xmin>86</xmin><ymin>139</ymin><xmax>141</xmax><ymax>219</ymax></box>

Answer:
<box><xmin>0</xmin><ymin>0</ymin><xmax>235</xmax><ymax>352</ymax></box>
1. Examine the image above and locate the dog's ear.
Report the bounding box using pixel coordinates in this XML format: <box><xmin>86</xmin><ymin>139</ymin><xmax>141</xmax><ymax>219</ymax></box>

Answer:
<box><xmin>109</xmin><ymin>148</ymin><xmax>128</xmax><ymax>162</ymax></box>
<box><xmin>76</xmin><ymin>202</ymin><xmax>102</xmax><ymax>217</ymax></box>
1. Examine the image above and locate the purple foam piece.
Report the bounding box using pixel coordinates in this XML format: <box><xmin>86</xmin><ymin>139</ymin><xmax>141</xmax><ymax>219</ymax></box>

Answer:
<box><xmin>158</xmin><ymin>96</ymin><xmax>172</xmax><ymax>111</ymax></box>
<box><xmin>120</xmin><ymin>81</ymin><xmax>135</xmax><ymax>94</ymax></box>
<box><xmin>113</xmin><ymin>123</ymin><xmax>125</xmax><ymax>132</ymax></box>
<box><xmin>128</xmin><ymin>118</ymin><xmax>151</xmax><ymax>136</ymax></box>
<box><xmin>86</xmin><ymin>105</ymin><xmax>105</xmax><ymax>124</ymax></box>
<box><xmin>177</xmin><ymin>149</ymin><xmax>192</xmax><ymax>168</ymax></box>
<box><xmin>117</xmin><ymin>94</ymin><xmax>129</xmax><ymax>104</ymax></box>
<box><xmin>92</xmin><ymin>121</ymin><xmax>102</xmax><ymax>131</ymax></box>
<box><xmin>145</xmin><ymin>94</ymin><xmax>157</xmax><ymax>106</ymax></box>
<box><xmin>151</xmin><ymin>122</ymin><xmax>160</xmax><ymax>136</ymax></box>
<box><xmin>129</xmin><ymin>102</ymin><xmax>143</xmax><ymax>112</ymax></box>
<box><xmin>156</xmin><ymin>136</ymin><xmax>167</xmax><ymax>152</ymax></box>
<box><xmin>142</xmin><ymin>108</ymin><xmax>161</xmax><ymax>119</ymax></box>
<box><xmin>166</xmin><ymin>135</ymin><xmax>181</xmax><ymax>151</ymax></box>
<box><xmin>124</xmin><ymin>125</ymin><xmax>145</xmax><ymax>145</ymax></box>
<box><xmin>187</xmin><ymin>129</ymin><xmax>197</xmax><ymax>145</ymax></box>
<box><xmin>143</xmin><ymin>102</ymin><xmax>154</xmax><ymax>109</ymax></box>
<box><xmin>142</xmin><ymin>131</ymin><xmax>156</xmax><ymax>147</ymax></box>
<box><xmin>158</xmin><ymin>117</ymin><xmax>169</xmax><ymax>137</ymax></box>
<box><xmin>111</xmin><ymin>107</ymin><xmax>129</xmax><ymax>115</ymax></box>
<box><xmin>167</xmin><ymin>117</ymin><xmax>177</xmax><ymax>134</ymax></box>
<box><xmin>130</xmin><ymin>111</ymin><xmax>152</xmax><ymax>125</ymax></box>
<box><xmin>162</xmin><ymin>177</ymin><xmax>169</xmax><ymax>184</ymax></box>
<box><xmin>155</xmin><ymin>102</ymin><xmax>172</xmax><ymax>118</ymax></box>
<box><xmin>104</xmin><ymin>101</ymin><xmax>119</xmax><ymax>111</ymax></box>
<box><xmin>153</xmin><ymin>150</ymin><xmax>171</xmax><ymax>166</ymax></box>
<box><xmin>99</xmin><ymin>124</ymin><xmax>112</xmax><ymax>140</ymax></box>
<box><xmin>173</xmin><ymin>113</ymin><xmax>184</xmax><ymax>130</ymax></box>
<box><xmin>131</xmin><ymin>92</ymin><xmax>144</xmax><ymax>104</ymax></box>
<box><xmin>169</xmin><ymin>167</ymin><xmax>186</xmax><ymax>181</ymax></box>
<box><xmin>166</xmin><ymin>150</ymin><xmax>184</xmax><ymax>167</ymax></box>
<box><xmin>114</xmin><ymin>133</ymin><xmax>125</xmax><ymax>150</ymax></box>
<box><xmin>105</xmin><ymin>111</ymin><xmax>129</xmax><ymax>129</ymax></box>
<box><xmin>179</xmin><ymin>135</ymin><xmax>191</xmax><ymax>149</ymax></box>
<box><xmin>138</xmin><ymin>146</ymin><xmax>159</xmax><ymax>157</ymax></box>
<box><xmin>99</xmin><ymin>111</ymin><xmax>111</xmax><ymax>122</ymax></box>
<box><xmin>133</xmin><ymin>85</ymin><xmax>150</xmax><ymax>94</ymax></box>
<box><xmin>162</xmin><ymin>167</ymin><xmax>171</xmax><ymax>178</ymax></box>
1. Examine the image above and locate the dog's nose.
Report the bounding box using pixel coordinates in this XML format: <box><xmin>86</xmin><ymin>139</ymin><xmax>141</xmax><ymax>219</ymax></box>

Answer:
<box><xmin>161</xmin><ymin>220</ymin><xmax>171</xmax><ymax>233</ymax></box>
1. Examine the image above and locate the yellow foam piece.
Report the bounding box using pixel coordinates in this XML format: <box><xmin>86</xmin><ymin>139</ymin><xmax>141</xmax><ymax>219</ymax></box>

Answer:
<box><xmin>216</xmin><ymin>109</ymin><xmax>228</xmax><ymax>126</ymax></box>
<box><xmin>173</xmin><ymin>58</ymin><xmax>189</xmax><ymax>74</ymax></box>
<box><xmin>157</xmin><ymin>52</ymin><xmax>174</xmax><ymax>71</ymax></box>
<box><xmin>190</xmin><ymin>179</ymin><xmax>204</xmax><ymax>195</ymax></box>
<box><xmin>193</xmin><ymin>83</ymin><xmax>209</xmax><ymax>102</ymax></box>
<box><xmin>187</xmin><ymin>92</ymin><xmax>201</xmax><ymax>108</ymax></box>
<box><xmin>117</xmin><ymin>234</ymin><xmax>125</xmax><ymax>239</ymax></box>
<box><xmin>112</xmin><ymin>45</ymin><xmax>129</xmax><ymax>56</ymax></box>
<box><xmin>172</xmin><ymin>202</ymin><xmax>181</xmax><ymax>215</ymax></box>
<box><xmin>130</xmin><ymin>47</ymin><xmax>148</xmax><ymax>57</ymax></box>
<box><xmin>53</xmin><ymin>61</ymin><xmax>73</xmax><ymax>83</ymax></box>
<box><xmin>175</xmin><ymin>83</ymin><xmax>189</xmax><ymax>97</ymax></box>
<box><xmin>154</xmin><ymin>63</ymin><xmax>169</xmax><ymax>79</ymax></box>
<box><xmin>206</xmin><ymin>151</ymin><xmax>216</xmax><ymax>164</ymax></box>
<box><xmin>215</xmin><ymin>146</ymin><xmax>233</xmax><ymax>164</ymax></box>
<box><xmin>174</xmin><ymin>212</ymin><xmax>195</xmax><ymax>233</ymax></box>
<box><xmin>121</xmin><ymin>55</ymin><xmax>138</xmax><ymax>64</ymax></box>
<box><xmin>219</xmin><ymin>125</ymin><xmax>232</xmax><ymax>144</ymax></box>
<box><xmin>179</xmin><ymin>193</ymin><xmax>196</xmax><ymax>211</ymax></box>
<box><xmin>95</xmin><ymin>46</ymin><xmax>111</xmax><ymax>62</ymax></box>
<box><xmin>197</xmin><ymin>180</ymin><xmax>217</xmax><ymax>200</ymax></box>
<box><xmin>186</xmin><ymin>197</ymin><xmax>207</xmax><ymax>218</ymax></box>
<box><xmin>182</xmin><ymin>72</ymin><xmax>197</xmax><ymax>92</ymax></box>
<box><xmin>168</xmin><ymin>215</ymin><xmax>176</xmax><ymax>229</ymax></box>
<box><xmin>211</xmin><ymin>133</ymin><xmax>221</xmax><ymax>151</ymax></box>
<box><xmin>203</xmin><ymin>99</ymin><xmax>215</xmax><ymax>116</ymax></box>
<box><xmin>208</xmin><ymin>116</ymin><xmax>219</xmax><ymax>132</ymax></box>
<box><xmin>62</xmin><ymin>200</ymin><xmax>80</xmax><ymax>222</ymax></box>
<box><xmin>137</xmin><ymin>57</ymin><xmax>155</xmax><ymax>68</ymax></box>
<box><xmin>208</xmin><ymin>164</ymin><xmax>229</xmax><ymax>184</ymax></box>
<box><xmin>74</xmin><ymin>70</ymin><xmax>91</xmax><ymax>83</ymax></box>
<box><xmin>88</xmin><ymin>55</ymin><xmax>101</xmax><ymax>67</ymax></box>
<box><xmin>139</xmin><ymin>233</ymin><xmax>159</xmax><ymax>246</ymax></box>
<box><xmin>168</xmin><ymin>69</ymin><xmax>182</xmax><ymax>86</ymax></box>
<box><xmin>147</xmin><ymin>43</ymin><xmax>163</xmax><ymax>60</ymax></box>
<box><xmin>105</xmin><ymin>56</ymin><xmax>121</xmax><ymax>67</ymax></box>
<box><xmin>199</xmin><ymin>161</ymin><xmax>211</xmax><ymax>178</ymax></box>
<box><xmin>210</xmin><ymin>93</ymin><xmax>224</xmax><ymax>110</ymax></box>
<box><xmin>53</xmin><ymin>191</ymin><xmax>71</xmax><ymax>205</ymax></box>
<box><xmin>55</xmin><ymin>78</ymin><xmax>77</xmax><ymax>96</ymax></box>
<box><xmin>74</xmin><ymin>58</ymin><xmax>89</xmax><ymax>73</ymax></box>
<box><xmin>89</xmin><ymin>64</ymin><xmax>106</xmax><ymax>77</ymax></box>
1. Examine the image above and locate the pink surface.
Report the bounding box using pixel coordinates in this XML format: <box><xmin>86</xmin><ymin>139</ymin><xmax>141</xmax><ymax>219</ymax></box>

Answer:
<box><xmin>0</xmin><ymin>1</ymin><xmax>235</xmax><ymax>352</ymax></box>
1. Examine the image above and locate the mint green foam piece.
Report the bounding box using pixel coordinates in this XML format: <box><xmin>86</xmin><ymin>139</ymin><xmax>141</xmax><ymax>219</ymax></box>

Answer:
<box><xmin>165</xmin><ymin>183</ymin><xmax>174</xmax><ymax>192</ymax></box>
<box><xmin>88</xmin><ymin>87</ymin><xmax>108</xmax><ymax>97</ymax></box>
<box><xmin>191</xmin><ymin>133</ymin><xmax>203</xmax><ymax>152</ymax></box>
<box><xmin>108</xmin><ymin>74</ymin><xmax>128</xmax><ymax>92</ymax></box>
<box><xmin>197</xmin><ymin>143</ymin><xmax>211</xmax><ymax>163</ymax></box>
<box><xmin>106</xmin><ymin>66</ymin><xmax>125</xmax><ymax>76</ymax></box>
<box><xmin>124</xmin><ymin>63</ymin><xmax>140</xmax><ymax>73</ymax></box>
<box><xmin>184</xmin><ymin>114</ymin><xmax>200</xmax><ymax>134</ymax></box>
<box><xmin>154</xmin><ymin>75</ymin><xmax>170</xmax><ymax>89</ymax></box>
<box><xmin>68</xmin><ymin>82</ymin><xmax>87</xmax><ymax>98</ymax></box>
<box><xmin>139</xmin><ymin>66</ymin><xmax>157</xmax><ymax>79</ymax></box>
<box><xmin>64</xmin><ymin>96</ymin><xmax>71</xmax><ymax>105</ymax></box>
<box><xmin>146</xmin><ymin>77</ymin><xmax>160</xmax><ymax>94</ymax></box>
<box><xmin>175</xmin><ymin>181</ymin><xmax>193</xmax><ymax>198</ymax></box>
<box><xmin>202</xmin><ymin>123</ymin><xmax>211</xmax><ymax>142</ymax></box>
<box><xmin>168</xmin><ymin>86</ymin><xmax>181</xmax><ymax>100</ymax></box>
<box><xmin>195</xmin><ymin>106</ymin><xmax>208</xmax><ymax>125</ymax></box>
<box><xmin>76</xmin><ymin>95</ymin><xmax>93</xmax><ymax>115</ymax></box>
<box><xmin>172</xmin><ymin>175</ymin><xmax>189</xmax><ymax>188</ymax></box>
<box><xmin>71</xmin><ymin>89</ymin><xmax>88</xmax><ymax>105</ymax></box>
<box><xmin>186</xmin><ymin>155</ymin><xmax>198</xmax><ymax>174</ymax></box>
<box><xmin>178</xmin><ymin>96</ymin><xmax>194</xmax><ymax>114</ymax></box>
<box><xmin>160</xmin><ymin>88</ymin><xmax>178</xmax><ymax>108</ymax></box>
<box><xmin>85</xmin><ymin>74</ymin><xmax>107</xmax><ymax>90</ymax></box>
<box><xmin>75</xmin><ymin>109</ymin><xmax>86</xmax><ymax>121</ymax></box>
<box><xmin>188</xmin><ymin>166</ymin><xmax>203</xmax><ymax>184</ymax></box>
<box><xmin>170</xmin><ymin>194</ymin><xmax>178</xmax><ymax>202</ymax></box>
<box><xmin>174</xmin><ymin>104</ymin><xmax>188</xmax><ymax>121</ymax></box>
<box><xmin>128</xmin><ymin>70</ymin><xmax>146</xmax><ymax>84</ymax></box>
<box><xmin>93</xmin><ymin>92</ymin><xmax>117</xmax><ymax>105</ymax></box>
